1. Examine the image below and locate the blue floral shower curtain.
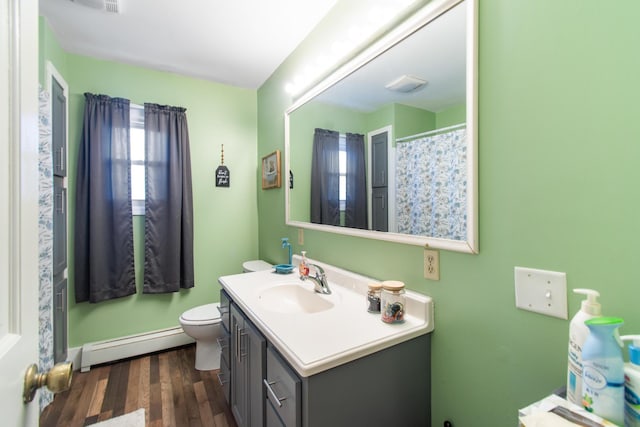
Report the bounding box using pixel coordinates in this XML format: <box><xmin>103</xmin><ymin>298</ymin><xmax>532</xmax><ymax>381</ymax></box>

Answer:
<box><xmin>395</xmin><ymin>128</ymin><xmax>467</xmax><ymax>240</ymax></box>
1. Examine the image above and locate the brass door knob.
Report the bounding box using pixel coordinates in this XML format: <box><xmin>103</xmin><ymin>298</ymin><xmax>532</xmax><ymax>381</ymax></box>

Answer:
<box><xmin>23</xmin><ymin>362</ymin><xmax>73</xmax><ymax>403</ymax></box>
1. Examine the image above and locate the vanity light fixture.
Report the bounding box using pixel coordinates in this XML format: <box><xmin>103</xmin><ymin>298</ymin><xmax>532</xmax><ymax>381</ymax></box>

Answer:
<box><xmin>385</xmin><ymin>74</ymin><xmax>427</xmax><ymax>93</ymax></box>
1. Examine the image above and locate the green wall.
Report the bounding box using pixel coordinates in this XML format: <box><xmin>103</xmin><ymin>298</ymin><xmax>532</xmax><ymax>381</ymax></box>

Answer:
<box><xmin>40</xmin><ymin>21</ymin><xmax>259</xmax><ymax>347</ymax></box>
<box><xmin>258</xmin><ymin>1</ymin><xmax>640</xmax><ymax>426</ymax></box>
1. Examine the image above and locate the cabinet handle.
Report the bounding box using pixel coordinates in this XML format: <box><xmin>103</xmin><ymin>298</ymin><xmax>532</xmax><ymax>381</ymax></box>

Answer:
<box><xmin>239</xmin><ymin>330</ymin><xmax>247</xmax><ymax>361</ymax></box>
<box><xmin>263</xmin><ymin>379</ymin><xmax>286</xmax><ymax>407</ymax></box>
<box><xmin>56</xmin><ymin>290</ymin><xmax>64</xmax><ymax>311</ymax></box>
<box><xmin>235</xmin><ymin>325</ymin><xmax>240</xmax><ymax>361</ymax></box>
<box><xmin>56</xmin><ymin>188</ymin><xmax>66</xmax><ymax>214</ymax></box>
<box><xmin>56</xmin><ymin>146</ymin><xmax>65</xmax><ymax>172</ymax></box>
<box><xmin>216</xmin><ymin>371</ymin><xmax>228</xmax><ymax>386</ymax></box>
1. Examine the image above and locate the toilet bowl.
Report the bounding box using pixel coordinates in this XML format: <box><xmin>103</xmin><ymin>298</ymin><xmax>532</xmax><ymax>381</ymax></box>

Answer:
<box><xmin>179</xmin><ymin>303</ymin><xmax>222</xmax><ymax>371</ymax></box>
<box><xmin>242</xmin><ymin>259</ymin><xmax>273</xmax><ymax>273</ymax></box>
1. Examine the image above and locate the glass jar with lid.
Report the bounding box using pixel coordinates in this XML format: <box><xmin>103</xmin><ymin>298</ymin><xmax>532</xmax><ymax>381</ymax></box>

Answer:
<box><xmin>367</xmin><ymin>282</ymin><xmax>382</xmax><ymax>313</ymax></box>
<box><xmin>381</xmin><ymin>280</ymin><xmax>406</xmax><ymax>324</ymax></box>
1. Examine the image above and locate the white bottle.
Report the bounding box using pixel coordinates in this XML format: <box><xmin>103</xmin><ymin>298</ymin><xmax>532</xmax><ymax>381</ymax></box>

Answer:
<box><xmin>567</xmin><ymin>288</ymin><xmax>602</xmax><ymax>406</ymax></box>
<box><xmin>620</xmin><ymin>335</ymin><xmax>640</xmax><ymax>427</ymax></box>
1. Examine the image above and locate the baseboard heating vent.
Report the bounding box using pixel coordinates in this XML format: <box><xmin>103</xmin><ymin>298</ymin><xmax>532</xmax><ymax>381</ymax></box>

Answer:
<box><xmin>80</xmin><ymin>326</ymin><xmax>194</xmax><ymax>372</ymax></box>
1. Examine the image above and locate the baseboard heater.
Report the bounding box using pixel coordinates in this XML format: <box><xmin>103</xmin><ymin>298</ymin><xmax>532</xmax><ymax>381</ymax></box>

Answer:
<box><xmin>80</xmin><ymin>326</ymin><xmax>194</xmax><ymax>372</ymax></box>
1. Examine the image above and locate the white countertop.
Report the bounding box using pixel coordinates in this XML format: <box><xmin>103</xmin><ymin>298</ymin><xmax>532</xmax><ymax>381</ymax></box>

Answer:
<box><xmin>218</xmin><ymin>257</ymin><xmax>434</xmax><ymax>377</ymax></box>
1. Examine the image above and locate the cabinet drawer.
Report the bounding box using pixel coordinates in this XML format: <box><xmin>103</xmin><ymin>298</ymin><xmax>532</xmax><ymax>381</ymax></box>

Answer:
<box><xmin>219</xmin><ymin>289</ymin><xmax>231</xmax><ymax>333</ymax></box>
<box><xmin>218</xmin><ymin>355</ymin><xmax>231</xmax><ymax>404</ymax></box>
<box><xmin>218</xmin><ymin>328</ymin><xmax>230</xmax><ymax>368</ymax></box>
<box><xmin>265</xmin><ymin>345</ymin><xmax>301</xmax><ymax>427</ymax></box>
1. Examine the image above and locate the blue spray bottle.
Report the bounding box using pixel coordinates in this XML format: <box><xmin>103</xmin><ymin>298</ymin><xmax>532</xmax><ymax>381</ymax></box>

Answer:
<box><xmin>582</xmin><ymin>316</ymin><xmax>625</xmax><ymax>425</ymax></box>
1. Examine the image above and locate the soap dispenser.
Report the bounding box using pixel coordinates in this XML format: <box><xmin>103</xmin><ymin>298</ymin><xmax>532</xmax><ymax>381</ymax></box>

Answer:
<box><xmin>567</xmin><ymin>288</ymin><xmax>602</xmax><ymax>406</ymax></box>
<box><xmin>620</xmin><ymin>335</ymin><xmax>640</xmax><ymax>426</ymax></box>
<box><xmin>582</xmin><ymin>317</ymin><xmax>624</xmax><ymax>425</ymax></box>
<box><xmin>299</xmin><ymin>251</ymin><xmax>309</xmax><ymax>277</ymax></box>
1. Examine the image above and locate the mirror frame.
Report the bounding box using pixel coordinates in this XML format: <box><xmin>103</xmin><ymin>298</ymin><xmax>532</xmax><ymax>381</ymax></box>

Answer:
<box><xmin>285</xmin><ymin>0</ymin><xmax>478</xmax><ymax>254</ymax></box>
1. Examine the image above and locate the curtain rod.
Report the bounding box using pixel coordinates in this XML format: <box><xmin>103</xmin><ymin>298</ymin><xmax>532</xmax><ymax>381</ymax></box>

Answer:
<box><xmin>395</xmin><ymin>122</ymin><xmax>466</xmax><ymax>143</ymax></box>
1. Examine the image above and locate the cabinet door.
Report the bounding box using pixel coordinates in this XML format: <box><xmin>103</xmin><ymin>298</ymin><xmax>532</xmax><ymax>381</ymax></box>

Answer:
<box><xmin>52</xmin><ymin>77</ymin><xmax>66</xmax><ymax>177</ymax></box>
<box><xmin>220</xmin><ymin>289</ymin><xmax>231</xmax><ymax>333</ymax></box>
<box><xmin>53</xmin><ymin>275</ymin><xmax>67</xmax><ymax>363</ymax></box>
<box><xmin>371</xmin><ymin>186</ymin><xmax>388</xmax><ymax>232</ymax></box>
<box><xmin>52</xmin><ymin>176</ymin><xmax>67</xmax><ymax>276</ymax></box>
<box><xmin>265</xmin><ymin>346</ymin><xmax>301</xmax><ymax>427</ymax></box>
<box><xmin>265</xmin><ymin>399</ymin><xmax>286</xmax><ymax>427</ymax></box>
<box><xmin>246</xmin><ymin>320</ymin><xmax>266</xmax><ymax>427</ymax></box>
<box><xmin>230</xmin><ymin>304</ymin><xmax>248</xmax><ymax>427</ymax></box>
<box><xmin>218</xmin><ymin>354</ymin><xmax>231</xmax><ymax>404</ymax></box>
<box><xmin>371</xmin><ymin>132</ymin><xmax>388</xmax><ymax>188</ymax></box>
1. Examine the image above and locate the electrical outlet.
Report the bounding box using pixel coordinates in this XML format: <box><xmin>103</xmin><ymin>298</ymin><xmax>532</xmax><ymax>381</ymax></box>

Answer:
<box><xmin>298</xmin><ymin>228</ymin><xmax>304</xmax><ymax>245</ymax></box>
<box><xmin>424</xmin><ymin>248</ymin><xmax>440</xmax><ymax>280</ymax></box>
<box><xmin>514</xmin><ymin>267</ymin><xmax>568</xmax><ymax>319</ymax></box>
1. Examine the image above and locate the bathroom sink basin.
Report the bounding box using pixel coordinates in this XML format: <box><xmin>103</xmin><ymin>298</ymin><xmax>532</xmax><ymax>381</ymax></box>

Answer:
<box><xmin>257</xmin><ymin>284</ymin><xmax>336</xmax><ymax>314</ymax></box>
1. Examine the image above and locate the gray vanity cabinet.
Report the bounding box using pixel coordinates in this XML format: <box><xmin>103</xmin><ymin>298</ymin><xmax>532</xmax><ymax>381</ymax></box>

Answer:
<box><xmin>221</xmin><ymin>290</ymin><xmax>431</xmax><ymax>427</ymax></box>
<box><xmin>230</xmin><ymin>302</ymin><xmax>266</xmax><ymax>427</ymax></box>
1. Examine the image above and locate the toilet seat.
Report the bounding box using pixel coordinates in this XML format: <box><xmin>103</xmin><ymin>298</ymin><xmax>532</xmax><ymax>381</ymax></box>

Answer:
<box><xmin>243</xmin><ymin>260</ymin><xmax>273</xmax><ymax>272</ymax></box>
<box><xmin>179</xmin><ymin>303</ymin><xmax>221</xmax><ymax>326</ymax></box>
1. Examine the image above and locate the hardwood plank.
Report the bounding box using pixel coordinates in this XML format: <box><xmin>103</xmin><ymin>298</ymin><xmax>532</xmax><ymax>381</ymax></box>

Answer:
<box><xmin>124</xmin><ymin>356</ymin><xmax>141</xmax><ymax>413</ymax></box>
<box><xmin>86</xmin><ymin>377</ymin><xmax>108</xmax><ymax>418</ymax></box>
<box><xmin>194</xmin><ymin>380</ymin><xmax>215</xmax><ymax>426</ymax></box>
<box><xmin>168</xmin><ymin>349</ymin><xmax>189</xmax><ymax>426</ymax></box>
<box><xmin>137</xmin><ymin>351</ymin><xmax>151</xmax><ymax>424</ymax></box>
<box><xmin>67</xmin><ymin>366</ymin><xmax>101</xmax><ymax>427</ymax></box>
<box><xmin>55</xmin><ymin>364</ymin><xmax>90</xmax><ymax>427</ymax></box>
<box><xmin>159</xmin><ymin>352</ymin><xmax>176</xmax><ymax>427</ymax></box>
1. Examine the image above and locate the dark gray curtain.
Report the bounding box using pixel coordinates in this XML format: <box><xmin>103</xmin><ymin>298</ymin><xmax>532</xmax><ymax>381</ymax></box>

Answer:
<box><xmin>310</xmin><ymin>128</ymin><xmax>340</xmax><ymax>225</ymax></box>
<box><xmin>143</xmin><ymin>103</ymin><xmax>194</xmax><ymax>293</ymax></box>
<box><xmin>74</xmin><ymin>93</ymin><xmax>136</xmax><ymax>303</ymax></box>
<box><xmin>345</xmin><ymin>132</ymin><xmax>367</xmax><ymax>229</ymax></box>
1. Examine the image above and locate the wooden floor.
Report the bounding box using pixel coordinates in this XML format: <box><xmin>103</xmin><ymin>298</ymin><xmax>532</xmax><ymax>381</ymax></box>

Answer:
<box><xmin>40</xmin><ymin>345</ymin><xmax>238</xmax><ymax>427</ymax></box>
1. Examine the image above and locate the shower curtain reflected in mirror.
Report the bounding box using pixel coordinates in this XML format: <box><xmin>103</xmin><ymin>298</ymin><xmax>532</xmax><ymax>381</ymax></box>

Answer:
<box><xmin>395</xmin><ymin>127</ymin><xmax>467</xmax><ymax>240</ymax></box>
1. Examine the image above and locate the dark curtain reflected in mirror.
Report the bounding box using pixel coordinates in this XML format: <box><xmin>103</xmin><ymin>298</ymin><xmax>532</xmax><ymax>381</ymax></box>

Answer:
<box><xmin>310</xmin><ymin>128</ymin><xmax>367</xmax><ymax>228</ymax></box>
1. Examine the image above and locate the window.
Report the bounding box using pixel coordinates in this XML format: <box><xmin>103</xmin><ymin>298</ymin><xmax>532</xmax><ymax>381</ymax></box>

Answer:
<box><xmin>130</xmin><ymin>105</ymin><xmax>145</xmax><ymax>215</ymax></box>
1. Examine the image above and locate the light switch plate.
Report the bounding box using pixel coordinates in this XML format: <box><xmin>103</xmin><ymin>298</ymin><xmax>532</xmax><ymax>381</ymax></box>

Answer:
<box><xmin>514</xmin><ymin>267</ymin><xmax>568</xmax><ymax>319</ymax></box>
<box><xmin>298</xmin><ymin>228</ymin><xmax>304</xmax><ymax>245</ymax></box>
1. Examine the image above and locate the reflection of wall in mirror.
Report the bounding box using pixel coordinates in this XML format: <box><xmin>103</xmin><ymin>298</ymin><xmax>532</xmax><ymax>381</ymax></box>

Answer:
<box><xmin>289</xmin><ymin>99</ymin><xmax>465</xmax><ymax>231</ymax></box>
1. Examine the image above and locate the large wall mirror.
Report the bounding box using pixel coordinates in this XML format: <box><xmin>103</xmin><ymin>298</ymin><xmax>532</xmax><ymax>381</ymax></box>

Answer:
<box><xmin>285</xmin><ymin>0</ymin><xmax>478</xmax><ymax>253</ymax></box>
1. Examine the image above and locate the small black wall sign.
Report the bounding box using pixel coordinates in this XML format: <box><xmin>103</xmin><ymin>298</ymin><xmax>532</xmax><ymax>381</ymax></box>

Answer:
<box><xmin>215</xmin><ymin>165</ymin><xmax>230</xmax><ymax>187</ymax></box>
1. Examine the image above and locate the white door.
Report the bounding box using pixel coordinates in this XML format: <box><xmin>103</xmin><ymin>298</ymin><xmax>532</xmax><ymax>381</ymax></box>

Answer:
<box><xmin>0</xmin><ymin>0</ymin><xmax>42</xmax><ymax>425</ymax></box>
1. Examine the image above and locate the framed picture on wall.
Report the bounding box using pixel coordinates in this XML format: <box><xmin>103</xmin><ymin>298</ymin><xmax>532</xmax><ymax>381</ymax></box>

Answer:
<box><xmin>262</xmin><ymin>150</ymin><xmax>281</xmax><ymax>189</ymax></box>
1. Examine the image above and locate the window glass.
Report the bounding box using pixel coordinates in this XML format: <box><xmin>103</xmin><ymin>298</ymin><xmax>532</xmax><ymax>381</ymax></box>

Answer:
<box><xmin>130</xmin><ymin>106</ymin><xmax>145</xmax><ymax>215</ymax></box>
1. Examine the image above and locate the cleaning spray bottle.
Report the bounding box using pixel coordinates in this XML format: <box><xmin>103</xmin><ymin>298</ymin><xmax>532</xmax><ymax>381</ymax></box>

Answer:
<box><xmin>567</xmin><ymin>289</ymin><xmax>602</xmax><ymax>406</ymax></box>
<box><xmin>620</xmin><ymin>335</ymin><xmax>640</xmax><ymax>426</ymax></box>
<box><xmin>582</xmin><ymin>317</ymin><xmax>625</xmax><ymax>425</ymax></box>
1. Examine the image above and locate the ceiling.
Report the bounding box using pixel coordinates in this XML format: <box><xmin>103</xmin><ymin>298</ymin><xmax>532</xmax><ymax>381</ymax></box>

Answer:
<box><xmin>39</xmin><ymin>0</ymin><xmax>338</xmax><ymax>89</ymax></box>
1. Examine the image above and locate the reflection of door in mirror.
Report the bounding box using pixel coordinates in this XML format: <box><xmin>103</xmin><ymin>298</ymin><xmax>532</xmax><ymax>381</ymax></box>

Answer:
<box><xmin>371</xmin><ymin>131</ymin><xmax>388</xmax><ymax>232</ymax></box>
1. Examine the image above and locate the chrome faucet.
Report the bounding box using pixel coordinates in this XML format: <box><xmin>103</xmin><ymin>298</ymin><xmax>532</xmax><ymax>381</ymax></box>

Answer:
<box><xmin>300</xmin><ymin>263</ymin><xmax>332</xmax><ymax>295</ymax></box>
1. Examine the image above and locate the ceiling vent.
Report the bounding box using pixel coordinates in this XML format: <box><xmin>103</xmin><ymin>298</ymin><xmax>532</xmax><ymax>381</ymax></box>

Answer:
<box><xmin>71</xmin><ymin>0</ymin><xmax>120</xmax><ymax>13</ymax></box>
<box><xmin>385</xmin><ymin>75</ymin><xmax>427</xmax><ymax>93</ymax></box>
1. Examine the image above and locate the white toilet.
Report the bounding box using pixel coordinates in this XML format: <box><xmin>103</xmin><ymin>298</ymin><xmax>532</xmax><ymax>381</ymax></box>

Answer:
<box><xmin>179</xmin><ymin>260</ymin><xmax>272</xmax><ymax>371</ymax></box>
<box><xmin>242</xmin><ymin>259</ymin><xmax>273</xmax><ymax>273</ymax></box>
<box><xmin>179</xmin><ymin>303</ymin><xmax>222</xmax><ymax>371</ymax></box>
